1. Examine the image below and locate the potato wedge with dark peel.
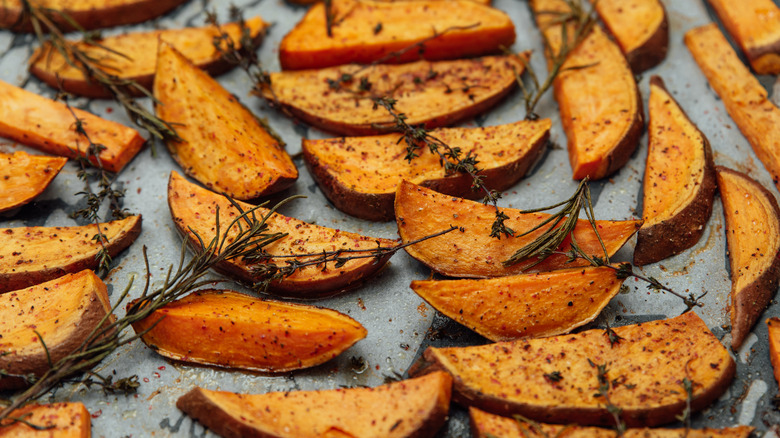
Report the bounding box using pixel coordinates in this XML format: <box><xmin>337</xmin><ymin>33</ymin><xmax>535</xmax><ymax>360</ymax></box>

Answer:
<box><xmin>411</xmin><ymin>266</ymin><xmax>625</xmax><ymax>342</ymax></box>
<box><xmin>634</xmin><ymin>76</ymin><xmax>716</xmax><ymax>266</ymax></box>
<box><xmin>531</xmin><ymin>0</ymin><xmax>644</xmax><ymax>180</ymax></box>
<box><xmin>30</xmin><ymin>17</ymin><xmax>268</xmax><ymax>99</ymax></box>
<box><xmin>131</xmin><ymin>289</ymin><xmax>367</xmax><ymax>372</ymax></box>
<box><xmin>685</xmin><ymin>24</ymin><xmax>780</xmax><ymax>194</ymax></box>
<box><xmin>0</xmin><ymin>151</ymin><xmax>66</xmax><ymax>214</ymax></box>
<box><xmin>279</xmin><ymin>0</ymin><xmax>514</xmax><ymax>70</ymax></box>
<box><xmin>707</xmin><ymin>0</ymin><xmax>780</xmax><ymax>75</ymax></box>
<box><xmin>768</xmin><ymin>317</ymin><xmax>780</xmax><ymax>390</ymax></box>
<box><xmin>395</xmin><ymin>181</ymin><xmax>641</xmax><ymax>278</ymax></box>
<box><xmin>414</xmin><ymin>312</ymin><xmax>734</xmax><ymax>427</ymax></box>
<box><xmin>261</xmin><ymin>53</ymin><xmax>527</xmax><ymax>136</ymax></box>
<box><xmin>590</xmin><ymin>0</ymin><xmax>668</xmax><ymax>73</ymax></box>
<box><xmin>716</xmin><ymin>166</ymin><xmax>780</xmax><ymax>349</ymax></box>
<box><xmin>303</xmin><ymin>119</ymin><xmax>551</xmax><ymax>221</ymax></box>
<box><xmin>177</xmin><ymin>371</ymin><xmax>452</xmax><ymax>438</ymax></box>
<box><xmin>0</xmin><ymin>402</ymin><xmax>91</xmax><ymax>436</ymax></box>
<box><xmin>470</xmin><ymin>407</ymin><xmax>754</xmax><ymax>438</ymax></box>
<box><xmin>155</xmin><ymin>43</ymin><xmax>297</xmax><ymax>200</ymax></box>
<box><xmin>0</xmin><ymin>216</ymin><xmax>141</xmax><ymax>294</ymax></box>
<box><xmin>0</xmin><ymin>80</ymin><xmax>145</xmax><ymax>173</ymax></box>
<box><xmin>0</xmin><ymin>270</ymin><xmax>114</xmax><ymax>390</ymax></box>
<box><xmin>168</xmin><ymin>172</ymin><xmax>396</xmax><ymax>298</ymax></box>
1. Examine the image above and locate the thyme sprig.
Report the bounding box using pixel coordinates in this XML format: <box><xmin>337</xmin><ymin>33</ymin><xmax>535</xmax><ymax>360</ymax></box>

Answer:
<box><xmin>589</xmin><ymin>359</ymin><xmax>626</xmax><ymax>436</ymax></box>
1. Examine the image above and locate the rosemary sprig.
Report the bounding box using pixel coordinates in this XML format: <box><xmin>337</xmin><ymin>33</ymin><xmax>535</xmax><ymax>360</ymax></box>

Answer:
<box><xmin>589</xmin><ymin>359</ymin><xmax>626</xmax><ymax>436</ymax></box>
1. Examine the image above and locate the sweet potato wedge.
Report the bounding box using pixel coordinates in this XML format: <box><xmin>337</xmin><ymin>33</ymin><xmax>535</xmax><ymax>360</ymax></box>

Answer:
<box><xmin>177</xmin><ymin>371</ymin><xmax>452</xmax><ymax>438</ymax></box>
<box><xmin>633</xmin><ymin>76</ymin><xmax>717</xmax><ymax>266</ymax></box>
<box><xmin>303</xmin><ymin>119</ymin><xmax>551</xmax><ymax>221</ymax></box>
<box><xmin>260</xmin><ymin>53</ymin><xmax>527</xmax><ymax>136</ymax></box>
<box><xmin>707</xmin><ymin>0</ymin><xmax>780</xmax><ymax>75</ymax></box>
<box><xmin>30</xmin><ymin>17</ymin><xmax>268</xmax><ymax>99</ymax></box>
<box><xmin>278</xmin><ymin>0</ymin><xmax>514</xmax><ymax>70</ymax></box>
<box><xmin>470</xmin><ymin>407</ymin><xmax>754</xmax><ymax>438</ymax></box>
<box><xmin>410</xmin><ymin>265</ymin><xmax>625</xmax><ymax>342</ymax></box>
<box><xmin>395</xmin><ymin>181</ymin><xmax>641</xmax><ymax>278</ymax></box>
<box><xmin>414</xmin><ymin>312</ymin><xmax>735</xmax><ymax>427</ymax></box>
<box><xmin>716</xmin><ymin>166</ymin><xmax>780</xmax><ymax>349</ymax></box>
<box><xmin>0</xmin><ymin>402</ymin><xmax>91</xmax><ymax>436</ymax></box>
<box><xmin>0</xmin><ymin>151</ymin><xmax>67</xmax><ymax>214</ymax></box>
<box><xmin>155</xmin><ymin>43</ymin><xmax>297</xmax><ymax>200</ymax></box>
<box><xmin>131</xmin><ymin>289</ymin><xmax>367</xmax><ymax>372</ymax></box>
<box><xmin>685</xmin><ymin>24</ymin><xmax>780</xmax><ymax>193</ymax></box>
<box><xmin>0</xmin><ymin>0</ymin><xmax>188</xmax><ymax>32</ymax></box>
<box><xmin>0</xmin><ymin>270</ymin><xmax>113</xmax><ymax>390</ymax></box>
<box><xmin>0</xmin><ymin>215</ymin><xmax>141</xmax><ymax>294</ymax></box>
<box><xmin>768</xmin><ymin>317</ymin><xmax>780</xmax><ymax>390</ymax></box>
<box><xmin>0</xmin><ymin>80</ymin><xmax>144</xmax><ymax>173</ymax></box>
<box><xmin>590</xmin><ymin>0</ymin><xmax>668</xmax><ymax>73</ymax></box>
<box><xmin>168</xmin><ymin>171</ymin><xmax>395</xmax><ymax>298</ymax></box>
<box><xmin>531</xmin><ymin>0</ymin><xmax>644</xmax><ymax>180</ymax></box>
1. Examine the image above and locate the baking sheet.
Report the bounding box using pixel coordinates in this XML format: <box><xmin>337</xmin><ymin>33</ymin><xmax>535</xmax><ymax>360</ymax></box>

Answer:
<box><xmin>1</xmin><ymin>0</ymin><xmax>779</xmax><ymax>435</ymax></box>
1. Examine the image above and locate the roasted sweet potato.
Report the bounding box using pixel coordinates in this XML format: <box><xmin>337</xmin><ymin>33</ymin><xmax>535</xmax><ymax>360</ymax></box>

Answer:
<box><xmin>707</xmin><ymin>0</ymin><xmax>780</xmax><ymax>75</ymax></box>
<box><xmin>470</xmin><ymin>407</ymin><xmax>754</xmax><ymax>438</ymax></box>
<box><xmin>0</xmin><ymin>270</ymin><xmax>113</xmax><ymax>390</ymax></box>
<box><xmin>303</xmin><ymin>119</ymin><xmax>551</xmax><ymax>221</ymax></box>
<box><xmin>177</xmin><ymin>371</ymin><xmax>452</xmax><ymax>438</ymax></box>
<box><xmin>395</xmin><ymin>181</ymin><xmax>641</xmax><ymax>278</ymax></box>
<box><xmin>633</xmin><ymin>76</ymin><xmax>716</xmax><ymax>266</ymax></box>
<box><xmin>716</xmin><ymin>166</ymin><xmax>780</xmax><ymax>349</ymax></box>
<box><xmin>131</xmin><ymin>289</ymin><xmax>366</xmax><ymax>372</ymax></box>
<box><xmin>769</xmin><ymin>317</ymin><xmax>780</xmax><ymax>390</ymax></box>
<box><xmin>279</xmin><ymin>0</ymin><xmax>514</xmax><ymax>70</ymax></box>
<box><xmin>0</xmin><ymin>215</ymin><xmax>141</xmax><ymax>294</ymax></box>
<box><xmin>531</xmin><ymin>0</ymin><xmax>644</xmax><ymax>180</ymax></box>
<box><xmin>0</xmin><ymin>0</ymin><xmax>188</xmax><ymax>32</ymax></box>
<box><xmin>411</xmin><ymin>266</ymin><xmax>625</xmax><ymax>342</ymax></box>
<box><xmin>0</xmin><ymin>151</ymin><xmax>66</xmax><ymax>214</ymax></box>
<box><xmin>0</xmin><ymin>80</ymin><xmax>144</xmax><ymax>173</ymax></box>
<box><xmin>0</xmin><ymin>402</ymin><xmax>91</xmax><ymax>436</ymax></box>
<box><xmin>685</xmin><ymin>24</ymin><xmax>780</xmax><ymax>194</ymax></box>
<box><xmin>414</xmin><ymin>312</ymin><xmax>734</xmax><ymax>427</ymax></box>
<box><xmin>590</xmin><ymin>0</ymin><xmax>668</xmax><ymax>73</ymax></box>
<box><xmin>168</xmin><ymin>172</ymin><xmax>395</xmax><ymax>297</ymax></box>
<box><xmin>30</xmin><ymin>17</ymin><xmax>268</xmax><ymax>99</ymax></box>
<box><xmin>260</xmin><ymin>53</ymin><xmax>527</xmax><ymax>136</ymax></box>
<box><xmin>155</xmin><ymin>43</ymin><xmax>297</xmax><ymax>200</ymax></box>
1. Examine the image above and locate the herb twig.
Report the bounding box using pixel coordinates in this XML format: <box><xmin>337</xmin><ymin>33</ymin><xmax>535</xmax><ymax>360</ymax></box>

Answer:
<box><xmin>676</xmin><ymin>362</ymin><xmax>694</xmax><ymax>436</ymax></box>
<box><xmin>589</xmin><ymin>359</ymin><xmax>626</xmax><ymax>436</ymax></box>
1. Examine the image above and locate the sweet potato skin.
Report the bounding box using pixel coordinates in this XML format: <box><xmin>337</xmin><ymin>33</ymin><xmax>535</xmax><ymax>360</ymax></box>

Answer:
<box><xmin>768</xmin><ymin>317</ymin><xmax>780</xmax><ymax>390</ymax></box>
<box><xmin>302</xmin><ymin>119</ymin><xmax>550</xmax><ymax>221</ymax></box>
<box><xmin>592</xmin><ymin>0</ymin><xmax>668</xmax><ymax>73</ymax></box>
<box><xmin>30</xmin><ymin>18</ymin><xmax>268</xmax><ymax>99</ymax></box>
<box><xmin>0</xmin><ymin>151</ymin><xmax>66</xmax><ymax>214</ymax></box>
<box><xmin>633</xmin><ymin>76</ymin><xmax>716</xmax><ymax>266</ymax></box>
<box><xmin>131</xmin><ymin>290</ymin><xmax>367</xmax><ymax>372</ymax></box>
<box><xmin>417</xmin><ymin>312</ymin><xmax>735</xmax><ymax>428</ymax></box>
<box><xmin>0</xmin><ymin>402</ymin><xmax>91</xmax><ymax>437</ymax></box>
<box><xmin>279</xmin><ymin>0</ymin><xmax>515</xmax><ymax>70</ymax></box>
<box><xmin>707</xmin><ymin>0</ymin><xmax>780</xmax><ymax>75</ymax></box>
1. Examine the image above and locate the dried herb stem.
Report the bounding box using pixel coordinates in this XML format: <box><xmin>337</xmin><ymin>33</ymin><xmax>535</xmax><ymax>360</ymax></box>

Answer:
<box><xmin>589</xmin><ymin>359</ymin><xmax>626</xmax><ymax>436</ymax></box>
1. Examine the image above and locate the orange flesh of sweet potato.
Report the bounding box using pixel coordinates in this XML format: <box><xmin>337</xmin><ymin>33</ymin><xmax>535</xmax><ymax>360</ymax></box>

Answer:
<box><xmin>685</xmin><ymin>24</ymin><xmax>780</xmax><ymax>194</ymax></box>
<box><xmin>0</xmin><ymin>80</ymin><xmax>144</xmax><ymax>173</ymax></box>
<box><xmin>303</xmin><ymin>119</ymin><xmax>551</xmax><ymax>221</ymax></box>
<box><xmin>278</xmin><ymin>0</ymin><xmax>515</xmax><ymax>70</ymax></box>
<box><xmin>0</xmin><ymin>270</ymin><xmax>114</xmax><ymax>391</ymax></box>
<box><xmin>0</xmin><ymin>402</ymin><xmax>91</xmax><ymax>437</ymax></box>
<box><xmin>395</xmin><ymin>181</ymin><xmax>641</xmax><ymax>278</ymax></box>
<box><xmin>715</xmin><ymin>166</ymin><xmax>780</xmax><ymax>349</ymax></box>
<box><xmin>532</xmin><ymin>0</ymin><xmax>643</xmax><ymax>180</ymax></box>
<box><xmin>634</xmin><ymin>76</ymin><xmax>716</xmax><ymax>266</ymax></box>
<box><xmin>30</xmin><ymin>17</ymin><xmax>268</xmax><ymax>99</ymax></box>
<box><xmin>177</xmin><ymin>371</ymin><xmax>452</xmax><ymax>438</ymax></box>
<box><xmin>288</xmin><ymin>0</ymin><xmax>491</xmax><ymax>4</ymax></box>
<box><xmin>411</xmin><ymin>266</ymin><xmax>625</xmax><ymax>342</ymax></box>
<box><xmin>168</xmin><ymin>171</ymin><xmax>396</xmax><ymax>298</ymax></box>
<box><xmin>0</xmin><ymin>151</ymin><xmax>67</xmax><ymax>214</ymax></box>
<box><xmin>768</xmin><ymin>317</ymin><xmax>780</xmax><ymax>390</ymax></box>
<box><xmin>590</xmin><ymin>0</ymin><xmax>668</xmax><ymax>73</ymax></box>
<box><xmin>418</xmin><ymin>312</ymin><xmax>734</xmax><ymax>427</ymax></box>
<box><xmin>469</xmin><ymin>407</ymin><xmax>754</xmax><ymax>438</ymax></box>
<box><xmin>262</xmin><ymin>53</ymin><xmax>527</xmax><ymax>136</ymax></box>
<box><xmin>155</xmin><ymin>43</ymin><xmax>297</xmax><ymax>200</ymax></box>
<box><xmin>707</xmin><ymin>0</ymin><xmax>780</xmax><ymax>75</ymax></box>
<box><xmin>131</xmin><ymin>289</ymin><xmax>367</xmax><ymax>372</ymax></box>
<box><xmin>0</xmin><ymin>215</ymin><xmax>141</xmax><ymax>294</ymax></box>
